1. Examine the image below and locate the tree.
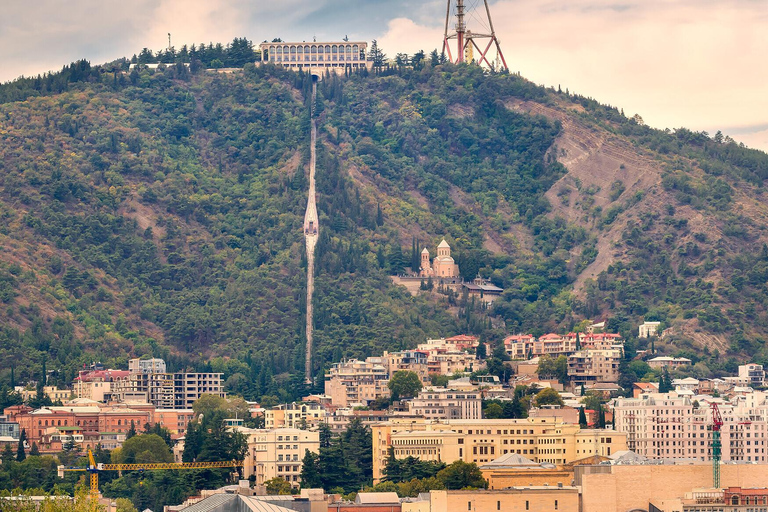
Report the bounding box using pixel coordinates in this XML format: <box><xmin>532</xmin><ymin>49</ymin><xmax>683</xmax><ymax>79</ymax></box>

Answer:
<box><xmin>436</xmin><ymin>461</ymin><xmax>487</xmax><ymax>490</ymax></box>
<box><xmin>533</xmin><ymin>388</ymin><xmax>564</xmax><ymax>407</ymax></box>
<box><xmin>387</xmin><ymin>371</ymin><xmax>423</xmax><ymax>400</ymax></box>
<box><xmin>475</xmin><ymin>342</ymin><xmax>487</xmax><ymax>360</ymax></box>
<box><xmin>112</xmin><ymin>434</ymin><xmax>173</xmax><ymax>464</ymax></box>
<box><xmin>265</xmin><ymin>476</ymin><xmax>293</xmax><ymax>495</ymax></box>
<box><xmin>16</xmin><ymin>428</ymin><xmax>27</xmax><ymax>461</ymax></box>
<box><xmin>2</xmin><ymin>443</ymin><xmax>14</xmax><ymax>467</ymax></box>
<box><xmin>578</xmin><ymin>407</ymin><xmax>588</xmax><ymax>428</ymax></box>
<box><xmin>126</xmin><ymin>420</ymin><xmax>137</xmax><ymax>440</ymax></box>
<box><xmin>597</xmin><ymin>405</ymin><xmax>606</xmax><ymax>429</ymax></box>
<box><xmin>299</xmin><ymin>449</ymin><xmax>321</xmax><ymax>488</ymax></box>
<box><xmin>537</xmin><ymin>355</ymin><xmax>568</xmax><ymax>385</ymax></box>
<box><xmin>484</xmin><ymin>402</ymin><xmax>503</xmax><ymax>419</ymax></box>
<box><xmin>368</xmin><ymin>40</ymin><xmax>386</xmax><ymax>72</ymax></box>
<box><xmin>115</xmin><ymin>497</ymin><xmax>139</xmax><ymax>512</ymax></box>
<box><xmin>30</xmin><ymin>442</ymin><xmax>40</xmax><ymax>456</ymax></box>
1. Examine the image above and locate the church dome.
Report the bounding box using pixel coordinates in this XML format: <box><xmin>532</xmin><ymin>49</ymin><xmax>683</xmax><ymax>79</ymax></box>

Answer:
<box><xmin>438</xmin><ymin>239</ymin><xmax>450</xmax><ymax>249</ymax></box>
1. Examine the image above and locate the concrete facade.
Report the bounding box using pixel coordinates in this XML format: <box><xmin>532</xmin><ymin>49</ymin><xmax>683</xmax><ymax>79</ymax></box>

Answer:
<box><xmin>242</xmin><ymin>427</ymin><xmax>320</xmax><ymax>488</ymax></box>
<box><xmin>370</xmin><ymin>418</ymin><xmax>626</xmax><ymax>483</ymax></box>
<box><xmin>260</xmin><ymin>41</ymin><xmax>371</xmax><ymax>75</ymax></box>
<box><xmin>407</xmin><ymin>387</ymin><xmax>482</xmax><ymax>420</ymax></box>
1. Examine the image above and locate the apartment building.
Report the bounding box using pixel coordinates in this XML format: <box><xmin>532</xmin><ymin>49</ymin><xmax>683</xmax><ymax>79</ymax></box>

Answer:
<box><xmin>505</xmin><ymin>333</ymin><xmax>624</xmax><ymax>360</ymax></box>
<box><xmin>567</xmin><ymin>348</ymin><xmax>622</xmax><ymax>386</ymax></box>
<box><xmin>265</xmin><ymin>402</ymin><xmax>326</xmax><ymax>429</ymax></box>
<box><xmin>613</xmin><ymin>391</ymin><xmax>768</xmax><ymax>462</ymax></box>
<box><xmin>385</xmin><ymin>350</ymin><xmax>431</xmax><ymax>385</ymax></box>
<box><xmin>407</xmin><ymin>387</ymin><xmax>482</xmax><ymax>420</ymax></box>
<box><xmin>73</xmin><ymin>369</ymin><xmax>130</xmax><ymax>402</ymax></box>
<box><xmin>324</xmin><ymin>358</ymin><xmax>390</xmax><ymax>407</ymax></box>
<box><xmin>128</xmin><ymin>358</ymin><xmax>167</xmax><ymax>374</ymax></box>
<box><xmin>738</xmin><ymin>364</ymin><xmax>765</xmax><ymax>387</ymax></box>
<box><xmin>173</xmin><ymin>372</ymin><xmax>224</xmax><ymax>409</ymax></box>
<box><xmin>416</xmin><ymin>338</ymin><xmax>479</xmax><ymax>374</ymax></box>
<box><xmin>108</xmin><ymin>367</ymin><xmax>224</xmax><ymax>409</ymax></box>
<box><xmin>242</xmin><ymin>427</ymin><xmax>320</xmax><ymax>488</ymax></box>
<box><xmin>370</xmin><ymin>417</ymin><xmax>626</xmax><ymax>482</ymax></box>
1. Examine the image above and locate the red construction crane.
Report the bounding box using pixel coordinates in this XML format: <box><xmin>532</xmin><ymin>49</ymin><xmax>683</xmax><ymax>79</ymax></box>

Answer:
<box><xmin>711</xmin><ymin>403</ymin><xmax>723</xmax><ymax>488</ymax></box>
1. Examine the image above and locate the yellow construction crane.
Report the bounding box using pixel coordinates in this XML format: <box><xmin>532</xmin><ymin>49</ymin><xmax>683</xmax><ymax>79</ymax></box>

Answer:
<box><xmin>58</xmin><ymin>450</ymin><xmax>243</xmax><ymax>502</ymax></box>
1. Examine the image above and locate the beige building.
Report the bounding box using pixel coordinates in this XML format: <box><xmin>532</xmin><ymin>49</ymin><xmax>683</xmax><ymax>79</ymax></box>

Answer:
<box><xmin>73</xmin><ymin>370</ymin><xmax>130</xmax><ymax>402</ymax></box>
<box><xmin>407</xmin><ymin>387</ymin><xmax>482</xmax><ymax>420</ymax></box>
<box><xmin>401</xmin><ymin>488</ymin><xmax>579</xmax><ymax>512</ymax></box>
<box><xmin>324</xmin><ymin>358</ymin><xmax>390</xmax><ymax>407</ymax></box>
<box><xmin>19</xmin><ymin>386</ymin><xmax>71</xmax><ymax>403</ymax></box>
<box><xmin>370</xmin><ymin>417</ymin><xmax>625</xmax><ymax>483</ymax></box>
<box><xmin>577</xmin><ymin>462</ymin><xmax>768</xmax><ymax>512</ymax></box>
<box><xmin>385</xmin><ymin>350</ymin><xmax>431</xmax><ymax>386</ymax></box>
<box><xmin>242</xmin><ymin>427</ymin><xmax>320</xmax><ymax>488</ymax></box>
<box><xmin>639</xmin><ymin>320</ymin><xmax>662</xmax><ymax>338</ymax></box>
<box><xmin>259</xmin><ymin>41</ymin><xmax>370</xmax><ymax>74</ymax></box>
<box><xmin>567</xmin><ymin>348</ymin><xmax>622</xmax><ymax>386</ymax></box>
<box><xmin>613</xmin><ymin>391</ymin><xmax>768</xmax><ymax>462</ymax></box>
<box><xmin>265</xmin><ymin>402</ymin><xmax>326</xmax><ymax>430</ymax></box>
<box><xmin>420</xmin><ymin>240</ymin><xmax>460</xmax><ymax>278</ymax></box>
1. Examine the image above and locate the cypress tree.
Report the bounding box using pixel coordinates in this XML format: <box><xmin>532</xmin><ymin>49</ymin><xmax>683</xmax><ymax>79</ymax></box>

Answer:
<box><xmin>578</xmin><ymin>407</ymin><xmax>588</xmax><ymax>429</ymax></box>
<box><xmin>30</xmin><ymin>442</ymin><xmax>40</xmax><ymax>456</ymax></box>
<box><xmin>16</xmin><ymin>429</ymin><xmax>27</xmax><ymax>461</ymax></box>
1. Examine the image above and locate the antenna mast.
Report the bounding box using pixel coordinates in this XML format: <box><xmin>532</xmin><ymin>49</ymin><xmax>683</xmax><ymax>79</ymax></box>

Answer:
<box><xmin>442</xmin><ymin>0</ymin><xmax>508</xmax><ymax>70</ymax></box>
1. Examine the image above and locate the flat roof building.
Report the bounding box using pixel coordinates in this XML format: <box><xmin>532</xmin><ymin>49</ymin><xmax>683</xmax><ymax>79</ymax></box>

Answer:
<box><xmin>259</xmin><ymin>41</ymin><xmax>371</xmax><ymax>75</ymax></box>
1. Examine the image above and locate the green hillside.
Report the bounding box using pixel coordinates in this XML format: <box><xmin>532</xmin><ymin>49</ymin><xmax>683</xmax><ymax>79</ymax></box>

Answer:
<box><xmin>1</xmin><ymin>54</ymin><xmax>768</xmax><ymax>400</ymax></box>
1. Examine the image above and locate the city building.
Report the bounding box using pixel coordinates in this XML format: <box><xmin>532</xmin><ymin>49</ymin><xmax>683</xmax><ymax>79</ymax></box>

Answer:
<box><xmin>567</xmin><ymin>348</ymin><xmax>622</xmax><ymax>386</ymax></box>
<box><xmin>461</xmin><ymin>278</ymin><xmax>504</xmax><ymax>304</ymax></box>
<box><xmin>613</xmin><ymin>391</ymin><xmax>768</xmax><ymax>462</ymax></box>
<box><xmin>420</xmin><ymin>240</ymin><xmax>460</xmax><ymax>278</ymax></box>
<box><xmin>639</xmin><ymin>321</ymin><xmax>662</xmax><ymax>338</ymax></box>
<box><xmin>259</xmin><ymin>41</ymin><xmax>370</xmax><ymax>74</ymax></box>
<box><xmin>324</xmin><ymin>358</ymin><xmax>390</xmax><ymax>407</ymax></box>
<box><xmin>479</xmin><ymin>453</ymin><xmax>574</xmax><ymax>489</ymax></box>
<box><xmin>241</xmin><ymin>427</ymin><xmax>320</xmax><ymax>488</ymax></box>
<box><xmin>128</xmin><ymin>358</ymin><xmax>167</xmax><ymax>374</ymax></box>
<box><xmin>385</xmin><ymin>350</ymin><xmax>431</xmax><ymax>386</ymax></box>
<box><xmin>504</xmin><ymin>335</ymin><xmax>536</xmax><ymax>359</ymax></box>
<box><xmin>18</xmin><ymin>386</ymin><xmax>71</xmax><ymax>403</ymax></box>
<box><xmin>647</xmin><ymin>356</ymin><xmax>692</xmax><ymax>369</ymax></box>
<box><xmin>73</xmin><ymin>369</ymin><xmax>130</xmax><ymax>402</ymax></box>
<box><xmin>108</xmin><ymin>364</ymin><xmax>224</xmax><ymax>409</ymax></box>
<box><xmin>401</xmin><ymin>488</ymin><xmax>579</xmax><ymax>512</ymax></box>
<box><xmin>407</xmin><ymin>387</ymin><xmax>482</xmax><ymax>420</ymax></box>
<box><xmin>265</xmin><ymin>402</ymin><xmax>327</xmax><ymax>430</ymax></box>
<box><xmin>738</xmin><ymin>363</ymin><xmax>765</xmax><ymax>387</ymax></box>
<box><xmin>577</xmin><ymin>462</ymin><xmax>768</xmax><ymax>512</ymax></box>
<box><xmin>370</xmin><ymin>417</ymin><xmax>626</xmax><ymax>483</ymax></box>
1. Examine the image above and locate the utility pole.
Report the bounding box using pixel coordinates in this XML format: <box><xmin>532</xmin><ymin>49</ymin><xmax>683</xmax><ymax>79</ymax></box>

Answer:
<box><xmin>168</xmin><ymin>33</ymin><xmax>172</xmax><ymax>51</ymax></box>
<box><xmin>442</xmin><ymin>0</ymin><xmax>508</xmax><ymax>70</ymax></box>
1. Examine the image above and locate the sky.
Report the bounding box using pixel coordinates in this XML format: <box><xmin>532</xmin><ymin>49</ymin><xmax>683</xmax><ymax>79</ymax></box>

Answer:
<box><xmin>1</xmin><ymin>0</ymin><xmax>766</xmax><ymax>151</ymax></box>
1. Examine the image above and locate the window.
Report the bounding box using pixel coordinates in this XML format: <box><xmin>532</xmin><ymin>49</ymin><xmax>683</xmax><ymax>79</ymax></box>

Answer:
<box><xmin>497</xmin><ymin>501</ymin><xmax>501</xmax><ymax>510</ymax></box>
<box><xmin>468</xmin><ymin>502</ymin><xmax>471</xmax><ymax>510</ymax></box>
<box><xmin>555</xmin><ymin>500</ymin><xmax>558</xmax><ymax>510</ymax></box>
<box><xmin>525</xmin><ymin>501</ymin><xmax>529</xmax><ymax>510</ymax></box>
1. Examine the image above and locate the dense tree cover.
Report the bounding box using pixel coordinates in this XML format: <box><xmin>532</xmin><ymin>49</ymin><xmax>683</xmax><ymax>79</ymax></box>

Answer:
<box><xmin>382</xmin><ymin>447</ymin><xmax>446</xmax><ymax>482</ymax></box>
<box><xmin>299</xmin><ymin>420</ymin><xmax>372</xmax><ymax>494</ymax></box>
<box><xmin>0</xmin><ymin>41</ymin><xmax>767</xmax><ymax>410</ymax></box>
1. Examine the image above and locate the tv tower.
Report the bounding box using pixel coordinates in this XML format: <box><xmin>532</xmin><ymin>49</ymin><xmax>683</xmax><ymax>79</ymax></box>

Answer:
<box><xmin>442</xmin><ymin>0</ymin><xmax>508</xmax><ymax>70</ymax></box>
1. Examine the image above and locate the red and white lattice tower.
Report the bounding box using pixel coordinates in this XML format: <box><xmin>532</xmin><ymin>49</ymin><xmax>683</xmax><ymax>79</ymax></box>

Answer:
<box><xmin>442</xmin><ymin>0</ymin><xmax>508</xmax><ymax>70</ymax></box>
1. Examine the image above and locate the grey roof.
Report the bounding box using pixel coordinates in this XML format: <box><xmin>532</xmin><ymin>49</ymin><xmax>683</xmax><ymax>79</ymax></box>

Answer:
<box><xmin>240</xmin><ymin>498</ymin><xmax>299</xmax><ymax>512</ymax></box>
<box><xmin>177</xmin><ymin>495</ymin><xmax>298</xmax><ymax>512</ymax></box>
<box><xmin>176</xmin><ymin>494</ymin><xmax>236</xmax><ymax>512</ymax></box>
<box><xmin>480</xmin><ymin>453</ymin><xmax>544</xmax><ymax>469</ymax></box>
<box><xmin>609</xmin><ymin>450</ymin><xmax>648</xmax><ymax>464</ymax></box>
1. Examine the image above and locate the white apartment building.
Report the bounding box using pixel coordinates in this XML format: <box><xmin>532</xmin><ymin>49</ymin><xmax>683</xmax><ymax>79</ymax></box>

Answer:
<box><xmin>613</xmin><ymin>392</ymin><xmax>768</xmax><ymax>463</ymax></box>
<box><xmin>242</xmin><ymin>427</ymin><xmax>320</xmax><ymax>487</ymax></box>
<box><xmin>638</xmin><ymin>321</ymin><xmax>662</xmax><ymax>338</ymax></box>
<box><xmin>738</xmin><ymin>364</ymin><xmax>765</xmax><ymax>387</ymax></box>
<box><xmin>324</xmin><ymin>358</ymin><xmax>390</xmax><ymax>407</ymax></box>
<box><xmin>407</xmin><ymin>387</ymin><xmax>482</xmax><ymax>420</ymax></box>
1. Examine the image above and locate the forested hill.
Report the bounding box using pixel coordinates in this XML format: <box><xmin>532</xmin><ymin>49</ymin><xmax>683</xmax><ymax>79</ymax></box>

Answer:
<box><xmin>1</xmin><ymin>57</ymin><xmax>768</xmax><ymax>401</ymax></box>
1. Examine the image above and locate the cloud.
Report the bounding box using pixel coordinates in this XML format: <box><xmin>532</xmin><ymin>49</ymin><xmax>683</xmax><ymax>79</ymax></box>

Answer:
<box><xmin>374</xmin><ymin>0</ymin><xmax>768</xmax><ymax>151</ymax></box>
<box><xmin>0</xmin><ymin>0</ymin><xmax>765</xmax><ymax>152</ymax></box>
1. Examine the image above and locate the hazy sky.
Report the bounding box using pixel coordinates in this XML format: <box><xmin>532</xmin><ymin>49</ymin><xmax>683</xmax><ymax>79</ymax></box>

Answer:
<box><xmin>2</xmin><ymin>0</ymin><xmax>766</xmax><ymax>151</ymax></box>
